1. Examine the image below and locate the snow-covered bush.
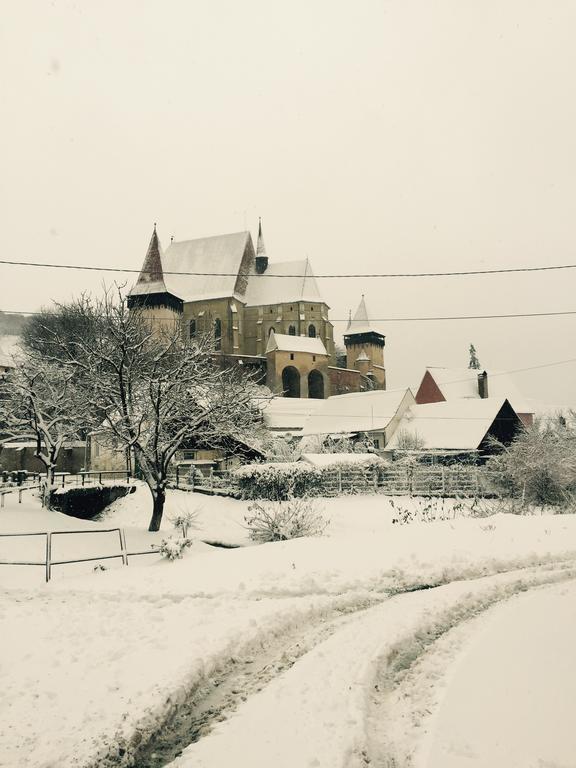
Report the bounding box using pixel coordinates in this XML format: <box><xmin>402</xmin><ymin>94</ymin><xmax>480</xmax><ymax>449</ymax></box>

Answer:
<box><xmin>234</xmin><ymin>462</ymin><xmax>323</xmax><ymax>500</ymax></box>
<box><xmin>170</xmin><ymin>509</ymin><xmax>199</xmax><ymax>538</ymax></box>
<box><xmin>486</xmin><ymin>420</ymin><xmax>576</xmax><ymax>508</ymax></box>
<box><xmin>244</xmin><ymin>498</ymin><xmax>329</xmax><ymax>542</ymax></box>
<box><xmin>158</xmin><ymin>536</ymin><xmax>194</xmax><ymax>560</ymax></box>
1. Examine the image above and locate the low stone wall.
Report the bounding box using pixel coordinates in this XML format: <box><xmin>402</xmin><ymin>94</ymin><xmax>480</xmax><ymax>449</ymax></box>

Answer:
<box><xmin>49</xmin><ymin>484</ymin><xmax>136</xmax><ymax>520</ymax></box>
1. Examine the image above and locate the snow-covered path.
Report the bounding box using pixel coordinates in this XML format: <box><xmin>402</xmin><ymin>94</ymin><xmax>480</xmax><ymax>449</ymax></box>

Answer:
<box><xmin>424</xmin><ymin>580</ymin><xmax>576</xmax><ymax>768</ymax></box>
<box><xmin>168</xmin><ymin>565</ymin><xmax>576</xmax><ymax>768</ymax></box>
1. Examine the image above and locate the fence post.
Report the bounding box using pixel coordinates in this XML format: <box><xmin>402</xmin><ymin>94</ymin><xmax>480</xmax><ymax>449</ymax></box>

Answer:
<box><xmin>176</xmin><ymin>465</ymin><xmax>180</xmax><ymax>489</ymax></box>
<box><xmin>441</xmin><ymin>467</ymin><xmax>445</xmax><ymax>495</ymax></box>
<box><xmin>119</xmin><ymin>528</ymin><xmax>128</xmax><ymax>566</ymax></box>
<box><xmin>209</xmin><ymin>468</ymin><xmax>214</xmax><ymax>493</ymax></box>
<box><xmin>1</xmin><ymin>493</ymin><xmax>4</xmax><ymax>508</ymax></box>
<box><xmin>45</xmin><ymin>532</ymin><xmax>52</xmax><ymax>583</ymax></box>
<box><xmin>337</xmin><ymin>468</ymin><xmax>342</xmax><ymax>494</ymax></box>
<box><xmin>373</xmin><ymin>467</ymin><xmax>378</xmax><ymax>492</ymax></box>
<box><xmin>99</xmin><ymin>472</ymin><xmax>102</xmax><ymax>485</ymax></box>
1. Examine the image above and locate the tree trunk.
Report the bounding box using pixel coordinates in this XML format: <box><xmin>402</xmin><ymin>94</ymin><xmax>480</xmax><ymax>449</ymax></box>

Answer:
<box><xmin>148</xmin><ymin>487</ymin><xmax>166</xmax><ymax>532</ymax></box>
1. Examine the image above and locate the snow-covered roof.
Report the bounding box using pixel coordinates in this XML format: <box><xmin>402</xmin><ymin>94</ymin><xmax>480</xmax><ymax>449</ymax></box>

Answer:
<box><xmin>160</xmin><ymin>231</ymin><xmax>252</xmax><ymax>303</ymax></box>
<box><xmin>301</xmin><ymin>388</ymin><xmax>415</xmax><ymax>436</ymax></box>
<box><xmin>244</xmin><ymin>259</ymin><xmax>322</xmax><ymax>306</ymax></box>
<box><xmin>259</xmin><ymin>396</ymin><xmax>325</xmax><ymax>431</ymax></box>
<box><xmin>345</xmin><ymin>295</ymin><xmax>381</xmax><ymax>336</ymax></box>
<box><xmin>129</xmin><ymin>227</ymin><xmax>170</xmax><ymax>298</ymax></box>
<box><xmin>423</xmin><ymin>367</ymin><xmax>532</xmax><ymax>413</ymax></box>
<box><xmin>387</xmin><ymin>397</ymin><xmax>514</xmax><ymax>451</ymax></box>
<box><xmin>266</xmin><ymin>331</ymin><xmax>328</xmax><ymax>356</ymax></box>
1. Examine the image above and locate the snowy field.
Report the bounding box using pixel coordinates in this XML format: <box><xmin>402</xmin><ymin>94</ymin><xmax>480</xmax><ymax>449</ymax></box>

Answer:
<box><xmin>1</xmin><ymin>484</ymin><xmax>576</xmax><ymax>767</ymax></box>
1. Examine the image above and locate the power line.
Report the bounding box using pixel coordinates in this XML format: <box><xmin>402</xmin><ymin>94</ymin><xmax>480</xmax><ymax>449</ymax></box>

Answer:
<box><xmin>3</xmin><ymin>308</ymin><xmax>576</xmax><ymax>323</ymax></box>
<box><xmin>1</xmin><ymin>257</ymin><xmax>576</xmax><ymax>279</ymax></box>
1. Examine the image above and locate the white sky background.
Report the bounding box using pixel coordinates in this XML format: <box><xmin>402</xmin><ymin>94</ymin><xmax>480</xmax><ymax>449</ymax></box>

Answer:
<box><xmin>2</xmin><ymin>0</ymin><xmax>576</xmax><ymax>405</ymax></box>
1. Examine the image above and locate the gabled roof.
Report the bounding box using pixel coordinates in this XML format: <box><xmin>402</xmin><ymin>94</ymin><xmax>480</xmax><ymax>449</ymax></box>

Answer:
<box><xmin>421</xmin><ymin>367</ymin><xmax>532</xmax><ymax>413</ymax></box>
<box><xmin>259</xmin><ymin>396</ymin><xmax>325</xmax><ymax>431</ymax></box>
<box><xmin>301</xmin><ymin>388</ymin><xmax>415</xmax><ymax>436</ymax></box>
<box><xmin>387</xmin><ymin>397</ymin><xmax>516</xmax><ymax>450</ymax></box>
<box><xmin>244</xmin><ymin>258</ymin><xmax>323</xmax><ymax>306</ymax></box>
<box><xmin>266</xmin><ymin>331</ymin><xmax>328</xmax><ymax>356</ymax></box>
<box><xmin>129</xmin><ymin>227</ymin><xmax>171</xmax><ymax>297</ymax></box>
<box><xmin>160</xmin><ymin>231</ymin><xmax>253</xmax><ymax>302</ymax></box>
<box><xmin>345</xmin><ymin>295</ymin><xmax>380</xmax><ymax>336</ymax></box>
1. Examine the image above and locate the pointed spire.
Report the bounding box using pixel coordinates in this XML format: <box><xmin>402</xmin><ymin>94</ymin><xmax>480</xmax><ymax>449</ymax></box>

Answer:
<box><xmin>255</xmin><ymin>217</ymin><xmax>269</xmax><ymax>274</ymax></box>
<box><xmin>136</xmin><ymin>225</ymin><xmax>166</xmax><ymax>288</ymax></box>
<box><xmin>256</xmin><ymin>217</ymin><xmax>267</xmax><ymax>257</ymax></box>
<box><xmin>347</xmin><ymin>309</ymin><xmax>352</xmax><ymax>330</ymax></box>
<box><xmin>346</xmin><ymin>295</ymin><xmax>382</xmax><ymax>336</ymax></box>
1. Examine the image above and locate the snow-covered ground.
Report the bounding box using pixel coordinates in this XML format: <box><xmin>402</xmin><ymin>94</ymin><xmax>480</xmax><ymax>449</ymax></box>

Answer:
<box><xmin>1</xmin><ymin>485</ymin><xmax>576</xmax><ymax>767</ymax></box>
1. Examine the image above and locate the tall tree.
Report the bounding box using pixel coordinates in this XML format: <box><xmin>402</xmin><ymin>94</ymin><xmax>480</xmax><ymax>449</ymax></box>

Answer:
<box><xmin>468</xmin><ymin>343</ymin><xmax>481</xmax><ymax>370</ymax></box>
<box><xmin>44</xmin><ymin>291</ymin><xmax>265</xmax><ymax>530</ymax></box>
<box><xmin>0</xmin><ymin>354</ymin><xmax>90</xmax><ymax>501</ymax></box>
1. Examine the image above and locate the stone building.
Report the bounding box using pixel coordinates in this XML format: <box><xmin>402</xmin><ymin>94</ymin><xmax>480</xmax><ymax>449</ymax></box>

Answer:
<box><xmin>128</xmin><ymin>222</ymin><xmax>386</xmax><ymax>399</ymax></box>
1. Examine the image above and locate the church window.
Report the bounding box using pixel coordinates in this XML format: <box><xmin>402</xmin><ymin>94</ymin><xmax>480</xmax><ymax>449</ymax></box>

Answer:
<box><xmin>189</xmin><ymin>319</ymin><xmax>196</xmax><ymax>339</ymax></box>
<box><xmin>308</xmin><ymin>324</ymin><xmax>316</xmax><ymax>338</ymax></box>
<box><xmin>214</xmin><ymin>318</ymin><xmax>222</xmax><ymax>351</ymax></box>
<box><xmin>288</xmin><ymin>325</ymin><xmax>296</xmax><ymax>336</ymax></box>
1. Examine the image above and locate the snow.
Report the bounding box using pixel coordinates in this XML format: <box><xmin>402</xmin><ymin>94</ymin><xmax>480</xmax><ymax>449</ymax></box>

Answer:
<box><xmin>260</xmin><ymin>396</ymin><xmax>324</xmax><ymax>431</ymax></box>
<box><xmin>423</xmin><ymin>366</ymin><xmax>533</xmax><ymax>414</ymax></box>
<box><xmin>266</xmin><ymin>331</ymin><xmax>328</xmax><ymax>355</ymax></box>
<box><xmin>423</xmin><ymin>581</ymin><xmax>576</xmax><ymax>767</ymax></box>
<box><xmin>300</xmin><ymin>452</ymin><xmax>386</xmax><ymax>467</ymax></box>
<box><xmin>244</xmin><ymin>258</ymin><xmax>322</xmax><ymax>306</ymax></box>
<box><xmin>387</xmin><ymin>397</ymin><xmax>510</xmax><ymax>450</ymax></box>
<box><xmin>0</xmin><ymin>334</ymin><xmax>20</xmax><ymax>368</ymax></box>
<box><xmin>161</xmin><ymin>231</ymin><xmax>250</xmax><ymax>302</ymax></box>
<box><xmin>301</xmin><ymin>387</ymin><xmax>415</xmax><ymax>436</ymax></box>
<box><xmin>3</xmin><ymin>486</ymin><xmax>576</xmax><ymax>767</ymax></box>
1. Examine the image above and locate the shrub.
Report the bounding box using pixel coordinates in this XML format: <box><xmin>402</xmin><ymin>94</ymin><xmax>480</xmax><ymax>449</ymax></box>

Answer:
<box><xmin>158</xmin><ymin>536</ymin><xmax>193</xmax><ymax>560</ymax></box>
<box><xmin>234</xmin><ymin>462</ymin><xmax>323</xmax><ymax>500</ymax></box>
<box><xmin>486</xmin><ymin>419</ymin><xmax>576</xmax><ymax>508</ymax></box>
<box><xmin>170</xmin><ymin>509</ymin><xmax>199</xmax><ymax>538</ymax></box>
<box><xmin>244</xmin><ymin>498</ymin><xmax>329</xmax><ymax>543</ymax></box>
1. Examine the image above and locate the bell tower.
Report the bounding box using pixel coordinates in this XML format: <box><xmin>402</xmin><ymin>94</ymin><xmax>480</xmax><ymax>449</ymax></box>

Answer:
<box><xmin>343</xmin><ymin>296</ymin><xmax>386</xmax><ymax>389</ymax></box>
<box><xmin>128</xmin><ymin>225</ymin><xmax>183</xmax><ymax>334</ymax></box>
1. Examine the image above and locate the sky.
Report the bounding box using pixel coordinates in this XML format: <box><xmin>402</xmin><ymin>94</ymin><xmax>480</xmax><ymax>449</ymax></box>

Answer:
<box><xmin>2</xmin><ymin>0</ymin><xmax>576</xmax><ymax>405</ymax></box>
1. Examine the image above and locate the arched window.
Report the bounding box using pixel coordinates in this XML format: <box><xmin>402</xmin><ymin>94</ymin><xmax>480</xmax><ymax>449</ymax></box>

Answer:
<box><xmin>288</xmin><ymin>325</ymin><xmax>296</xmax><ymax>336</ymax></box>
<box><xmin>214</xmin><ymin>318</ymin><xmax>222</xmax><ymax>351</ymax></box>
<box><xmin>189</xmin><ymin>319</ymin><xmax>196</xmax><ymax>339</ymax></box>
<box><xmin>308</xmin><ymin>324</ymin><xmax>316</xmax><ymax>338</ymax></box>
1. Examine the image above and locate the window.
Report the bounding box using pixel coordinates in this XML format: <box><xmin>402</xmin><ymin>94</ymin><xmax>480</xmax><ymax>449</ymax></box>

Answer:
<box><xmin>214</xmin><ymin>318</ymin><xmax>222</xmax><ymax>350</ymax></box>
<box><xmin>189</xmin><ymin>319</ymin><xmax>196</xmax><ymax>339</ymax></box>
<box><xmin>312</xmin><ymin>355</ymin><xmax>316</xmax><ymax>362</ymax></box>
<box><xmin>373</xmin><ymin>439</ymin><xmax>380</xmax><ymax>449</ymax></box>
<box><xmin>308</xmin><ymin>324</ymin><xmax>316</xmax><ymax>338</ymax></box>
<box><xmin>290</xmin><ymin>353</ymin><xmax>294</xmax><ymax>360</ymax></box>
<box><xmin>288</xmin><ymin>325</ymin><xmax>296</xmax><ymax>336</ymax></box>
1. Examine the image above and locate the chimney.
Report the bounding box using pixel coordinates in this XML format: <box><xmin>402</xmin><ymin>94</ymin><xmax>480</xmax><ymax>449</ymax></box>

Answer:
<box><xmin>478</xmin><ymin>370</ymin><xmax>488</xmax><ymax>399</ymax></box>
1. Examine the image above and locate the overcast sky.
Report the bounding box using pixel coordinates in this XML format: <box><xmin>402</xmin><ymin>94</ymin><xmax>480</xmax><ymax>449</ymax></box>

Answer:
<box><xmin>2</xmin><ymin>0</ymin><xmax>576</xmax><ymax>405</ymax></box>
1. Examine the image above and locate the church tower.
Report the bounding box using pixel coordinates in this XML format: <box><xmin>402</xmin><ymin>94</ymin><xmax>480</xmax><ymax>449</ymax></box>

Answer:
<box><xmin>128</xmin><ymin>226</ymin><xmax>183</xmax><ymax>333</ymax></box>
<box><xmin>343</xmin><ymin>296</ymin><xmax>386</xmax><ymax>389</ymax></box>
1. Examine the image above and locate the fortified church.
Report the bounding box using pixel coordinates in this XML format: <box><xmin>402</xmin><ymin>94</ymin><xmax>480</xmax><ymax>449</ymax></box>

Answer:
<box><xmin>128</xmin><ymin>223</ymin><xmax>386</xmax><ymax>399</ymax></box>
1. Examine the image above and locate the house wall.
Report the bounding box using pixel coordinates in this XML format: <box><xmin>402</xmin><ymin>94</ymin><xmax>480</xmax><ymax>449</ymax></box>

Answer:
<box><xmin>328</xmin><ymin>366</ymin><xmax>370</xmax><ymax>396</ymax></box>
<box><xmin>266</xmin><ymin>349</ymin><xmax>330</xmax><ymax>398</ymax></box>
<box><xmin>415</xmin><ymin>370</ymin><xmax>446</xmax><ymax>404</ymax></box>
<box><xmin>1</xmin><ymin>445</ymin><xmax>86</xmax><ymax>474</ymax></box>
<box><xmin>242</xmin><ymin>301</ymin><xmax>335</xmax><ymax>361</ymax></box>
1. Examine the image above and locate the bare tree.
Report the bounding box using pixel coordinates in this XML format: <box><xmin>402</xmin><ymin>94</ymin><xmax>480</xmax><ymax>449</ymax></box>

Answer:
<box><xmin>0</xmin><ymin>354</ymin><xmax>90</xmax><ymax>501</ymax></box>
<box><xmin>46</xmin><ymin>291</ymin><xmax>265</xmax><ymax>530</ymax></box>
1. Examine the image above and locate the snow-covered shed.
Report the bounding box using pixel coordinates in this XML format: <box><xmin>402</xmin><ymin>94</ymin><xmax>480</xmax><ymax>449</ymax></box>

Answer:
<box><xmin>260</xmin><ymin>396</ymin><xmax>325</xmax><ymax>435</ymax></box>
<box><xmin>299</xmin><ymin>388</ymin><xmax>415</xmax><ymax>450</ymax></box>
<box><xmin>386</xmin><ymin>397</ymin><xmax>524</xmax><ymax>457</ymax></box>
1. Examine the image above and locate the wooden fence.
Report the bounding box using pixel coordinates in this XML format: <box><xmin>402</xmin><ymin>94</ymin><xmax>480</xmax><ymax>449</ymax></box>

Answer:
<box><xmin>170</xmin><ymin>464</ymin><xmax>501</xmax><ymax>498</ymax></box>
